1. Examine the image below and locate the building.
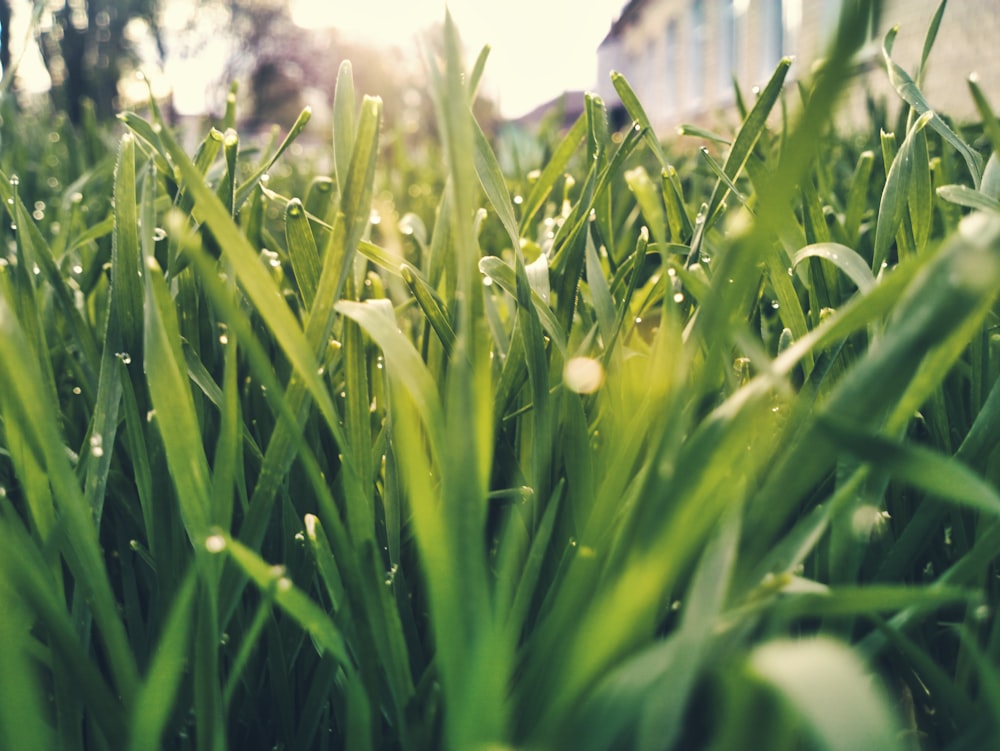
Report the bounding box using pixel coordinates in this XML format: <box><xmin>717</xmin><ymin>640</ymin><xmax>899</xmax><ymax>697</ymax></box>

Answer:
<box><xmin>596</xmin><ymin>0</ymin><xmax>1000</xmax><ymax>136</ymax></box>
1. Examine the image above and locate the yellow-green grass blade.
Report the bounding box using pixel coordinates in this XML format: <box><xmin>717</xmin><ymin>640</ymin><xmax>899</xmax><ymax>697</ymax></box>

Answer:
<box><xmin>625</xmin><ymin>166</ymin><xmax>667</xmax><ymax>246</ymax></box>
<box><xmin>611</xmin><ymin>71</ymin><xmax>668</xmax><ymax>170</ymax></box>
<box><xmin>333</xmin><ymin>61</ymin><xmax>357</xmax><ymax>196</ymax></box>
<box><xmin>234</xmin><ymin>106</ymin><xmax>312</xmax><ymax>210</ymax></box>
<box><xmin>518</xmin><ymin>113</ymin><xmax>587</xmax><ymax>233</ymax></box>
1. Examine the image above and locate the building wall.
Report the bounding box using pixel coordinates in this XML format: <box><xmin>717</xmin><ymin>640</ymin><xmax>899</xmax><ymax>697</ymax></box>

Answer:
<box><xmin>597</xmin><ymin>0</ymin><xmax>1000</xmax><ymax>137</ymax></box>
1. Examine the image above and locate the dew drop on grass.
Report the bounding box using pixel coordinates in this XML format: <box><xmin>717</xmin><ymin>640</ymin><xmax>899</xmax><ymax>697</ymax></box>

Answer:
<box><xmin>8</xmin><ymin>174</ymin><xmax>19</xmax><ymax>187</ymax></box>
<box><xmin>770</xmin><ymin>300</ymin><xmax>780</xmax><ymax>310</ymax></box>
<box><xmin>89</xmin><ymin>434</ymin><xmax>104</xmax><ymax>458</ymax></box>
<box><xmin>673</xmin><ymin>292</ymin><xmax>685</xmax><ymax>303</ymax></box>
<box><xmin>482</xmin><ymin>275</ymin><xmax>493</xmax><ymax>287</ymax></box>
<box><xmin>513</xmin><ymin>195</ymin><xmax>523</xmax><ymax>205</ymax></box>
<box><xmin>204</xmin><ymin>534</ymin><xmax>226</xmax><ymax>554</ymax></box>
<box><xmin>219</xmin><ymin>334</ymin><xmax>229</xmax><ymax>345</ymax></box>
<box><xmin>152</xmin><ymin>227</ymin><xmax>167</xmax><ymax>241</ymax></box>
<box><xmin>564</xmin><ymin>357</ymin><xmax>604</xmax><ymax>394</ymax></box>
<box><xmin>72</xmin><ymin>386</ymin><xmax>82</xmax><ymax>395</ymax></box>
<box><xmin>384</xmin><ymin>563</ymin><xmax>398</xmax><ymax>586</ymax></box>
<box><xmin>115</xmin><ymin>352</ymin><xmax>132</xmax><ymax>365</ymax></box>
<box><xmin>635</xmin><ymin>316</ymin><xmax>643</xmax><ymax>325</ymax></box>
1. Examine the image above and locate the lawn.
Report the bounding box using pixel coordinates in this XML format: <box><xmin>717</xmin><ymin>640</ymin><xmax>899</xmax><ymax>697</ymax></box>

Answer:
<box><xmin>1</xmin><ymin>1</ymin><xmax>999</xmax><ymax>749</ymax></box>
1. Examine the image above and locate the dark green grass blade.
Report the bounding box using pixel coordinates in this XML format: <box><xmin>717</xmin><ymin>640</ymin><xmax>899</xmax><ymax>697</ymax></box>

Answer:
<box><xmin>127</xmin><ymin>569</ymin><xmax>198</xmax><ymax>751</ymax></box>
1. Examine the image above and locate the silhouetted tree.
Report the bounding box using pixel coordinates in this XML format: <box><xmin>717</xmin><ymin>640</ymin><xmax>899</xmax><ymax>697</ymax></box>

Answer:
<box><xmin>1</xmin><ymin>0</ymin><xmax>11</xmax><ymax>78</ymax></box>
<box><xmin>38</xmin><ymin>0</ymin><xmax>163</xmax><ymax>123</ymax></box>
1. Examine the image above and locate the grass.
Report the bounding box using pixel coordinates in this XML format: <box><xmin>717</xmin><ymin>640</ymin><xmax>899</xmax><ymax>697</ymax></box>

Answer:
<box><xmin>1</xmin><ymin>1</ymin><xmax>999</xmax><ymax>748</ymax></box>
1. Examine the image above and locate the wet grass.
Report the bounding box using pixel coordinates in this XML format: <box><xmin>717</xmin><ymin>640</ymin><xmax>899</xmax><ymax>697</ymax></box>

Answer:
<box><xmin>1</xmin><ymin>1</ymin><xmax>999</xmax><ymax>748</ymax></box>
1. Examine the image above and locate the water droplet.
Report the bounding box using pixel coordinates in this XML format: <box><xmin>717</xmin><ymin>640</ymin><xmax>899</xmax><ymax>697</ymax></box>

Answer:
<box><xmin>115</xmin><ymin>352</ymin><xmax>132</xmax><ymax>365</ymax></box>
<box><xmin>70</xmin><ymin>192</ymin><xmax>83</xmax><ymax>205</ymax></box>
<box><xmin>369</xmin><ymin>209</ymin><xmax>381</xmax><ymax>225</ymax></box>
<box><xmin>673</xmin><ymin>292</ymin><xmax>685</xmax><ymax>303</ymax></box>
<box><xmin>31</xmin><ymin>263</ymin><xmax>39</xmax><ymax>275</ymax></box>
<box><xmin>8</xmin><ymin>174</ymin><xmax>19</xmax><ymax>187</ymax></box>
<box><xmin>564</xmin><ymin>357</ymin><xmax>604</xmax><ymax>394</ymax></box>
<box><xmin>204</xmin><ymin>534</ymin><xmax>226</xmax><ymax>553</ymax></box>
<box><xmin>72</xmin><ymin>386</ymin><xmax>82</xmax><ymax>395</ymax></box>
<box><xmin>288</xmin><ymin>202</ymin><xmax>302</xmax><ymax>217</ymax></box>
<box><xmin>569</xmin><ymin>537</ymin><xmax>578</xmax><ymax>547</ymax></box>
<box><xmin>219</xmin><ymin>334</ymin><xmax>229</xmax><ymax>345</ymax></box>
<box><xmin>384</xmin><ymin>563</ymin><xmax>399</xmax><ymax>585</ymax></box>
<box><xmin>635</xmin><ymin>316</ymin><xmax>643</xmax><ymax>325</ymax></box>
<box><xmin>89</xmin><ymin>434</ymin><xmax>104</xmax><ymax>458</ymax></box>
<box><xmin>482</xmin><ymin>275</ymin><xmax>493</xmax><ymax>287</ymax></box>
<box><xmin>513</xmin><ymin>195</ymin><xmax>523</xmax><ymax>205</ymax></box>
<box><xmin>223</xmin><ymin>128</ymin><xmax>238</xmax><ymax>147</ymax></box>
<box><xmin>152</xmin><ymin>227</ymin><xmax>167</xmax><ymax>241</ymax></box>
<box><xmin>770</xmin><ymin>300</ymin><xmax>780</xmax><ymax>310</ymax></box>
<box><xmin>276</xmin><ymin>577</ymin><xmax>293</xmax><ymax>592</ymax></box>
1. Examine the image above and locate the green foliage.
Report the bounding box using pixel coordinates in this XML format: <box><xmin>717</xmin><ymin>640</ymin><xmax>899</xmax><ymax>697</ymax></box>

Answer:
<box><xmin>1</xmin><ymin>2</ymin><xmax>999</xmax><ymax>749</ymax></box>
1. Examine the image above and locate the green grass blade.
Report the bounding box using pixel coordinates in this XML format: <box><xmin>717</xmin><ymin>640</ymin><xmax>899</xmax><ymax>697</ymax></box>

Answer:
<box><xmin>127</xmin><ymin>569</ymin><xmax>198</xmax><ymax>751</ymax></box>
<box><xmin>792</xmin><ymin>243</ymin><xmax>876</xmax><ymax>293</ymax></box>
<box><xmin>821</xmin><ymin>416</ymin><xmax>1000</xmax><ymax>517</ymax></box>
<box><xmin>217</xmin><ymin>535</ymin><xmax>352</xmax><ymax>666</ymax></box>
<box><xmin>143</xmin><ymin>251</ymin><xmax>213</xmax><ymax>539</ymax></box>
<box><xmin>285</xmin><ymin>197</ymin><xmax>321</xmax><ymax>308</ymax></box>
<box><xmin>333</xmin><ymin>60</ymin><xmax>357</xmax><ymax>194</ymax></box>
<box><xmin>883</xmin><ymin>25</ymin><xmax>984</xmax><ymax>186</ymax></box>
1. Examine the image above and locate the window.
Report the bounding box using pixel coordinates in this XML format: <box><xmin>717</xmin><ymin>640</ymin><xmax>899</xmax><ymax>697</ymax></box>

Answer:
<box><xmin>716</xmin><ymin>0</ymin><xmax>736</xmax><ymax>100</ymax></box>
<box><xmin>665</xmin><ymin>18</ymin><xmax>678</xmax><ymax>114</ymax></box>
<box><xmin>760</xmin><ymin>0</ymin><xmax>784</xmax><ymax>79</ymax></box>
<box><xmin>689</xmin><ymin>0</ymin><xmax>706</xmax><ymax>105</ymax></box>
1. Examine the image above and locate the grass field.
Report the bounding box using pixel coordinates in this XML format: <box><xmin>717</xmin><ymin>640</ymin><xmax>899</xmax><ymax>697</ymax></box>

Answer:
<box><xmin>1</xmin><ymin>1</ymin><xmax>999</xmax><ymax>748</ymax></box>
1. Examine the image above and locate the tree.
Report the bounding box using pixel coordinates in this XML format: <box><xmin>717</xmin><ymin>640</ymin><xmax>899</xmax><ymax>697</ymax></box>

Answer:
<box><xmin>38</xmin><ymin>0</ymin><xmax>163</xmax><ymax>123</ymax></box>
<box><xmin>1</xmin><ymin>0</ymin><xmax>11</xmax><ymax>79</ymax></box>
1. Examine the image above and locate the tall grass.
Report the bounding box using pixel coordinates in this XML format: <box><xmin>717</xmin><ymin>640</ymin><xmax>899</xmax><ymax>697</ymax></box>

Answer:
<box><xmin>1</xmin><ymin>1</ymin><xmax>999</xmax><ymax>748</ymax></box>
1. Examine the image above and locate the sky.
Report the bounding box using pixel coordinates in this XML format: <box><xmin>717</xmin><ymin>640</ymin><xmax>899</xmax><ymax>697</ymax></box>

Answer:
<box><xmin>288</xmin><ymin>0</ymin><xmax>628</xmax><ymax>118</ymax></box>
<box><xmin>7</xmin><ymin>0</ymin><xmax>629</xmax><ymax>119</ymax></box>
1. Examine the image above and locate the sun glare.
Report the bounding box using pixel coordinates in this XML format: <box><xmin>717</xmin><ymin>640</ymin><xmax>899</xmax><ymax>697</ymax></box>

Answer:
<box><xmin>289</xmin><ymin>0</ymin><xmax>440</xmax><ymax>46</ymax></box>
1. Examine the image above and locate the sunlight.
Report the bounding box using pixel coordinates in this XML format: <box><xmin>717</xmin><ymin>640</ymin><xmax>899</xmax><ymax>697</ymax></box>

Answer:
<box><xmin>287</xmin><ymin>0</ymin><xmax>627</xmax><ymax>117</ymax></box>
